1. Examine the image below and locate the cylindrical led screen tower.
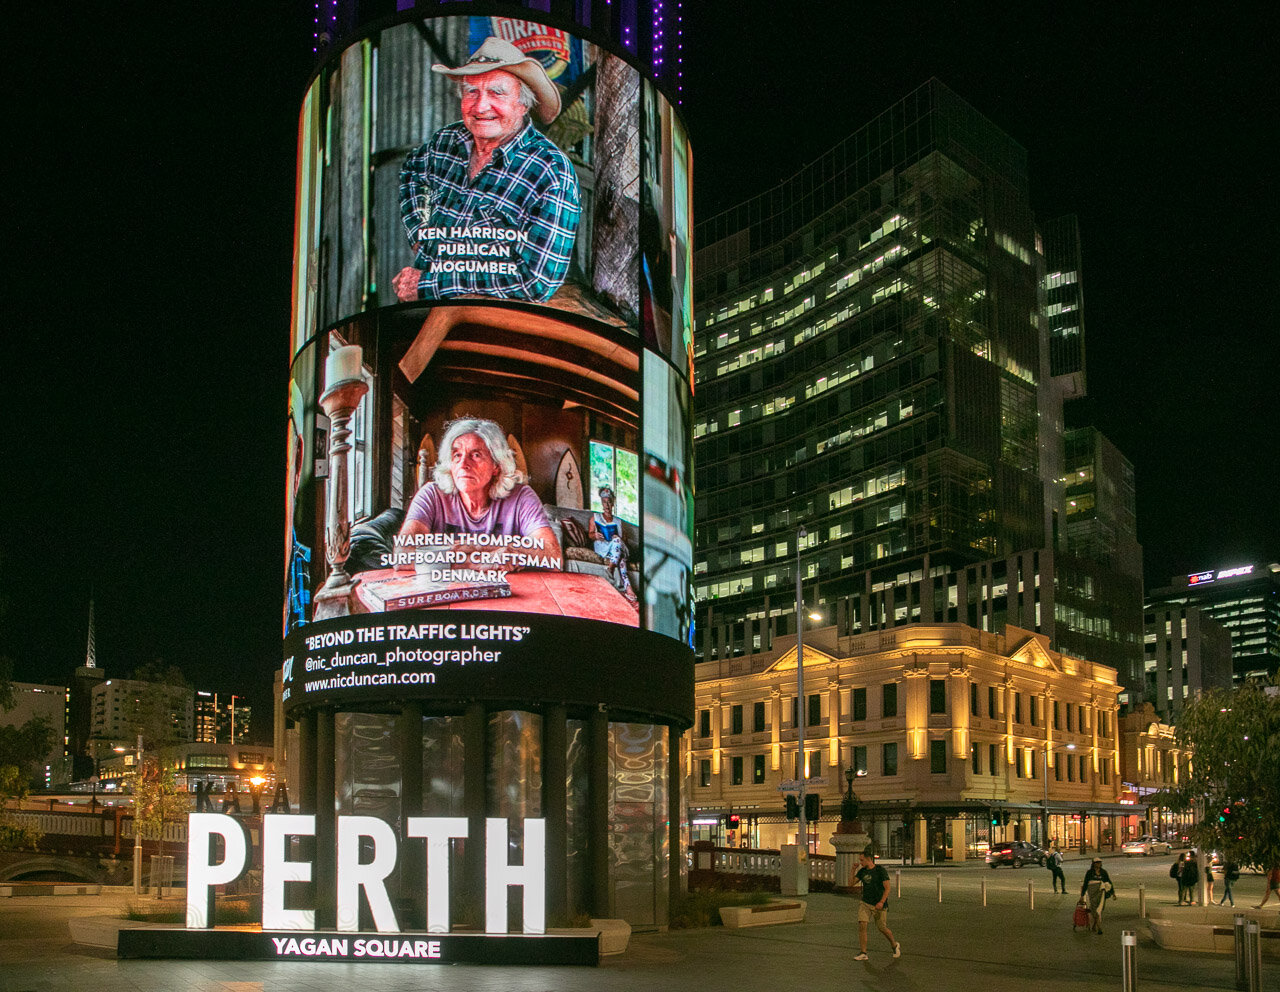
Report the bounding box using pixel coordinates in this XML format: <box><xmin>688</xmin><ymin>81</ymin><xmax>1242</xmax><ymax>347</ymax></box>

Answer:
<box><xmin>282</xmin><ymin>7</ymin><xmax>693</xmax><ymax>930</ymax></box>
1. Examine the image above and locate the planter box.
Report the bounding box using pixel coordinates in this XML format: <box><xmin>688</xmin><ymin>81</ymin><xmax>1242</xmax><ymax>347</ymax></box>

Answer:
<box><xmin>1148</xmin><ymin>918</ymin><xmax>1279</xmax><ymax>957</ymax></box>
<box><xmin>718</xmin><ymin>900</ymin><xmax>806</xmax><ymax>929</ymax></box>
<box><xmin>588</xmin><ymin>919</ymin><xmax>630</xmax><ymax>955</ymax></box>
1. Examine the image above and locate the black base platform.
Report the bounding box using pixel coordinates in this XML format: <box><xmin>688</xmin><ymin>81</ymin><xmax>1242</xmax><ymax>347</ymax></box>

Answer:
<box><xmin>117</xmin><ymin>927</ymin><xmax>600</xmax><ymax>966</ymax></box>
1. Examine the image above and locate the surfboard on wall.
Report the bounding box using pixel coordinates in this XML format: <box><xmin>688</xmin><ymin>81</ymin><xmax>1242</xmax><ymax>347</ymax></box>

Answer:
<box><xmin>555</xmin><ymin>448</ymin><xmax>584</xmax><ymax>509</ymax></box>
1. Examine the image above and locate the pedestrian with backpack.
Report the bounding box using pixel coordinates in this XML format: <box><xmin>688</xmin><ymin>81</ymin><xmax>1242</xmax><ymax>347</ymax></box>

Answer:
<box><xmin>1220</xmin><ymin>862</ymin><xmax>1239</xmax><ymax>907</ymax></box>
<box><xmin>1179</xmin><ymin>853</ymin><xmax>1201</xmax><ymax>906</ymax></box>
<box><xmin>1046</xmin><ymin>845</ymin><xmax>1066</xmax><ymax>893</ymax></box>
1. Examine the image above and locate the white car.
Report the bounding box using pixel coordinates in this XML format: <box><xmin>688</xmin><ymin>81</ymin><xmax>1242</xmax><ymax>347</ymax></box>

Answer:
<box><xmin>1122</xmin><ymin>835</ymin><xmax>1172</xmax><ymax>856</ymax></box>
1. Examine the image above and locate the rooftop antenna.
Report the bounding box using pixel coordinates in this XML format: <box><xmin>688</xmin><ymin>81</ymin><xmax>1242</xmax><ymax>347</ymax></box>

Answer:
<box><xmin>84</xmin><ymin>595</ymin><xmax>97</xmax><ymax>668</ymax></box>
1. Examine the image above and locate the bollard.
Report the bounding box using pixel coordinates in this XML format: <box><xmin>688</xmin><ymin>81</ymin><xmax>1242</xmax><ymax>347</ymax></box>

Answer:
<box><xmin>1121</xmin><ymin>930</ymin><xmax>1137</xmax><ymax>992</ymax></box>
<box><xmin>1233</xmin><ymin>915</ymin><xmax>1246</xmax><ymax>990</ymax></box>
<box><xmin>1244</xmin><ymin>920</ymin><xmax>1261</xmax><ymax>992</ymax></box>
<box><xmin>1138</xmin><ymin>884</ymin><xmax>1145</xmax><ymax>920</ymax></box>
<box><xmin>1028</xmin><ymin>880</ymin><xmax>1034</xmax><ymax>910</ymax></box>
<box><xmin>981</xmin><ymin>878</ymin><xmax>987</xmax><ymax>907</ymax></box>
<box><xmin>895</xmin><ymin>869</ymin><xmax>901</xmax><ymax>898</ymax></box>
<box><xmin>937</xmin><ymin>873</ymin><xmax>942</xmax><ymax>903</ymax></box>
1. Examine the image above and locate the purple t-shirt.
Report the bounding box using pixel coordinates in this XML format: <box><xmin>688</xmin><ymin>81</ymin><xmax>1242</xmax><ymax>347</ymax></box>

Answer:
<box><xmin>404</xmin><ymin>483</ymin><xmax>551</xmax><ymax>538</ymax></box>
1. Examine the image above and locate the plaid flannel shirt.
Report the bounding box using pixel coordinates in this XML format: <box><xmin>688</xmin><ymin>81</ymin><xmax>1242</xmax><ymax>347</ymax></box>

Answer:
<box><xmin>399</xmin><ymin>120</ymin><xmax>581</xmax><ymax>302</ymax></box>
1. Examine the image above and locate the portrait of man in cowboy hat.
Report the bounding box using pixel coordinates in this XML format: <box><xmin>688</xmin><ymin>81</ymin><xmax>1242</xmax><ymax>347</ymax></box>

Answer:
<box><xmin>393</xmin><ymin>36</ymin><xmax>582</xmax><ymax>304</ymax></box>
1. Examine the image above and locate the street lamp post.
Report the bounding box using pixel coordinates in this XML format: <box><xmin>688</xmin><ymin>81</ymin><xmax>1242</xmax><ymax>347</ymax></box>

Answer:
<box><xmin>132</xmin><ymin>733</ymin><xmax>143</xmax><ymax>894</ymax></box>
<box><xmin>795</xmin><ymin>525</ymin><xmax>807</xmax><ymax>852</ymax></box>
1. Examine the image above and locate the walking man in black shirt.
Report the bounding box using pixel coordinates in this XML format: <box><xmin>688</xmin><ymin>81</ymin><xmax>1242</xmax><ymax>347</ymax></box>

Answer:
<box><xmin>853</xmin><ymin>847</ymin><xmax>901</xmax><ymax>961</ymax></box>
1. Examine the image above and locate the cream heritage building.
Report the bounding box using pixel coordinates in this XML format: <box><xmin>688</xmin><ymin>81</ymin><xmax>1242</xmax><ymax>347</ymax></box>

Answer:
<box><xmin>689</xmin><ymin>622</ymin><xmax>1132</xmax><ymax>860</ymax></box>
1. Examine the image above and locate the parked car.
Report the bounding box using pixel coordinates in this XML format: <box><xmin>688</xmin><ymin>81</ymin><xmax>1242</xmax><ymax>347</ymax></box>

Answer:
<box><xmin>1121</xmin><ymin>835</ymin><xmax>1173</xmax><ymax>856</ymax></box>
<box><xmin>985</xmin><ymin>841</ymin><xmax>1045</xmax><ymax>868</ymax></box>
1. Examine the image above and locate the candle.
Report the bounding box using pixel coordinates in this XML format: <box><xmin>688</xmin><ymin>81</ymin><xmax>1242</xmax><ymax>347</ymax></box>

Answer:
<box><xmin>326</xmin><ymin>345</ymin><xmax>363</xmax><ymax>385</ymax></box>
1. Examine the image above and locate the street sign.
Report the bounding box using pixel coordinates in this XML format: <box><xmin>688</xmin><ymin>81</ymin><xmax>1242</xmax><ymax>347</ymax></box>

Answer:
<box><xmin>777</xmin><ymin>777</ymin><xmax>829</xmax><ymax>792</ymax></box>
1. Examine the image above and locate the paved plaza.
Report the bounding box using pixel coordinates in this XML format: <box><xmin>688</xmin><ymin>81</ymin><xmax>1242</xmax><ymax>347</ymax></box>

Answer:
<box><xmin>1</xmin><ymin>856</ymin><xmax>1272</xmax><ymax>992</ymax></box>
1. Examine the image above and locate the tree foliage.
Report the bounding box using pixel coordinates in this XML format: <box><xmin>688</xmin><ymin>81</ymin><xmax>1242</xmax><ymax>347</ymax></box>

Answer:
<box><xmin>133</xmin><ymin>760</ymin><xmax>189</xmax><ymax>858</ymax></box>
<box><xmin>0</xmin><ymin>765</ymin><xmax>43</xmax><ymax>850</ymax></box>
<box><xmin>126</xmin><ymin>661</ymin><xmax>191</xmax><ymax>751</ymax></box>
<box><xmin>1169</xmin><ymin>683</ymin><xmax>1280</xmax><ymax>871</ymax></box>
<box><xmin>0</xmin><ymin>656</ymin><xmax>56</xmax><ymax>796</ymax></box>
<box><xmin>0</xmin><ymin>717</ymin><xmax>55</xmax><ymax>793</ymax></box>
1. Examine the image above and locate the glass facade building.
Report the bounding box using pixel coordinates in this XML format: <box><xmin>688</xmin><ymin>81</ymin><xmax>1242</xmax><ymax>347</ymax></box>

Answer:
<box><xmin>691</xmin><ymin>80</ymin><xmax>1144</xmax><ymax>697</ymax></box>
<box><xmin>1041</xmin><ymin>214</ymin><xmax>1087</xmax><ymax>400</ymax></box>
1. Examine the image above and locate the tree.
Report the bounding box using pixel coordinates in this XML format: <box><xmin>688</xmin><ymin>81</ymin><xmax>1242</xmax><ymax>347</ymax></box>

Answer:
<box><xmin>132</xmin><ymin>760</ymin><xmax>189</xmax><ymax>860</ymax></box>
<box><xmin>1167</xmin><ymin>683</ymin><xmax>1280</xmax><ymax>871</ymax></box>
<box><xmin>126</xmin><ymin>661</ymin><xmax>191</xmax><ymax>751</ymax></box>
<box><xmin>0</xmin><ymin>657</ymin><xmax>56</xmax><ymax>794</ymax></box>
<box><xmin>0</xmin><ymin>657</ymin><xmax>54</xmax><ymax>850</ymax></box>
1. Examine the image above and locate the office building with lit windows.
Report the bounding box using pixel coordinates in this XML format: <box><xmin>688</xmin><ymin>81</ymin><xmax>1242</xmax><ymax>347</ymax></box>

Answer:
<box><xmin>691</xmin><ymin>80</ymin><xmax>1143</xmax><ymax>697</ymax></box>
<box><xmin>1141</xmin><ymin>604</ymin><xmax>1232</xmax><ymax>720</ymax></box>
<box><xmin>88</xmin><ymin>678</ymin><xmax>194</xmax><ymax>747</ymax></box>
<box><xmin>689</xmin><ymin>622</ymin><xmax>1128</xmax><ymax>860</ymax></box>
<box><xmin>1146</xmin><ymin>563</ymin><xmax>1280</xmax><ymax>683</ymax></box>
<box><xmin>193</xmin><ymin>690</ymin><xmax>252</xmax><ymax>745</ymax></box>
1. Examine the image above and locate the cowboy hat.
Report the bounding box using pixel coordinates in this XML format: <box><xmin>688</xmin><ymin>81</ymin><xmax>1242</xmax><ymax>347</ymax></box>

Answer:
<box><xmin>432</xmin><ymin>37</ymin><xmax>561</xmax><ymax>124</ymax></box>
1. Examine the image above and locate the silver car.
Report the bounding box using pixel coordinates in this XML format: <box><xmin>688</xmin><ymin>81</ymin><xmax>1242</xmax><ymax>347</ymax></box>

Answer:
<box><xmin>1121</xmin><ymin>835</ymin><xmax>1172</xmax><ymax>856</ymax></box>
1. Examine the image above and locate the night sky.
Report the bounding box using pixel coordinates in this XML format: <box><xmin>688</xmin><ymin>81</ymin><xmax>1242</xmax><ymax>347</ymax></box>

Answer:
<box><xmin>4</xmin><ymin>4</ymin><xmax>1276</xmax><ymax>737</ymax></box>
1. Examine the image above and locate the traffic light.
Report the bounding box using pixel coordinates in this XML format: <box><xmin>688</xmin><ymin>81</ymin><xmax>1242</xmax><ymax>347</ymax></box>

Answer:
<box><xmin>991</xmin><ymin>813</ymin><xmax>1000</xmax><ymax>826</ymax></box>
<box><xmin>728</xmin><ymin>814</ymin><xmax>741</xmax><ymax>831</ymax></box>
<box><xmin>785</xmin><ymin>795</ymin><xmax>799</xmax><ymax>820</ymax></box>
<box><xmin>804</xmin><ymin>793</ymin><xmax>821</xmax><ymax>821</ymax></box>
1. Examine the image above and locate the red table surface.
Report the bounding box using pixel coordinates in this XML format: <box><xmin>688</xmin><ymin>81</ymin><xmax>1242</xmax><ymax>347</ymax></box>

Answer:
<box><xmin>351</xmin><ymin>568</ymin><xmax>638</xmax><ymax>627</ymax></box>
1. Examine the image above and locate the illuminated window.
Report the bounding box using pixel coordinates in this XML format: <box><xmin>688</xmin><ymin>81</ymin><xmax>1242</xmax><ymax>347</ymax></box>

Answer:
<box><xmin>588</xmin><ymin>440</ymin><xmax>638</xmax><ymax>523</ymax></box>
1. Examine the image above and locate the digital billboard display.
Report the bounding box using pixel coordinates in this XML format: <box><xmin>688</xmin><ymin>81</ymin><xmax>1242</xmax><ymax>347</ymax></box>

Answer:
<box><xmin>284</xmin><ymin>13</ymin><xmax>693</xmax><ymax>722</ymax></box>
